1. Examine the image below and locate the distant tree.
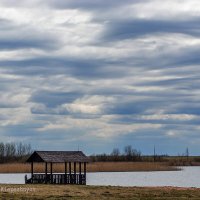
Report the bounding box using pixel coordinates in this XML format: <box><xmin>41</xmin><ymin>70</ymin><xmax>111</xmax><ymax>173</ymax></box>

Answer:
<box><xmin>25</xmin><ymin>143</ymin><xmax>32</xmax><ymax>155</ymax></box>
<box><xmin>5</xmin><ymin>143</ymin><xmax>15</xmax><ymax>158</ymax></box>
<box><xmin>10</xmin><ymin>143</ymin><xmax>16</xmax><ymax>157</ymax></box>
<box><xmin>124</xmin><ymin>145</ymin><xmax>141</xmax><ymax>161</ymax></box>
<box><xmin>111</xmin><ymin>148</ymin><xmax>120</xmax><ymax>161</ymax></box>
<box><xmin>124</xmin><ymin>145</ymin><xmax>132</xmax><ymax>161</ymax></box>
<box><xmin>17</xmin><ymin>142</ymin><xmax>23</xmax><ymax>157</ymax></box>
<box><xmin>111</xmin><ymin>148</ymin><xmax>120</xmax><ymax>157</ymax></box>
<box><xmin>0</xmin><ymin>143</ymin><xmax>4</xmax><ymax>162</ymax></box>
<box><xmin>0</xmin><ymin>142</ymin><xmax>32</xmax><ymax>163</ymax></box>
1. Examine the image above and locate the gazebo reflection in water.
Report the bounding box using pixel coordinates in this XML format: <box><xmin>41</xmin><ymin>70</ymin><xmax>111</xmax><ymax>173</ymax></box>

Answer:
<box><xmin>25</xmin><ymin>151</ymin><xmax>90</xmax><ymax>185</ymax></box>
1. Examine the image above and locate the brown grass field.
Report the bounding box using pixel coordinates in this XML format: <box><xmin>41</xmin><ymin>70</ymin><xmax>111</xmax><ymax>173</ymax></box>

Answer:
<box><xmin>0</xmin><ymin>162</ymin><xmax>178</xmax><ymax>173</ymax></box>
<box><xmin>0</xmin><ymin>184</ymin><xmax>200</xmax><ymax>200</ymax></box>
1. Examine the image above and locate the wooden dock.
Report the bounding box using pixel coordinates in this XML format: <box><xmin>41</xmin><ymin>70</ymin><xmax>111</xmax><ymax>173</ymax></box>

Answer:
<box><xmin>25</xmin><ymin>173</ymin><xmax>86</xmax><ymax>184</ymax></box>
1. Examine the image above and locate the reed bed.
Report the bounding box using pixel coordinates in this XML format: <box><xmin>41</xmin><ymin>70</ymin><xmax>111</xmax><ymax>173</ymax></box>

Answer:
<box><xmin>88</xmin><ymin>162</ymin><xmax>178</xmax><ymax>172</ymax></box>
<box><xmin>0</xmin><ymin>162</ymin><xmax>177</xmax><ymax>173</ymax></box>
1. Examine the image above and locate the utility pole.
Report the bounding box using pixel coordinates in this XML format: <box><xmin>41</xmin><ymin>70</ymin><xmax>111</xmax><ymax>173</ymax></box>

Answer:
<box><xmin>154</xmin><ymin>145</ymin><xmax>156</xmax><ymax>162</ymax></box>
<box><xmin>186</xmin><ymin>147</ymin><xmax>189</xmax><ymax>161</ymax></box>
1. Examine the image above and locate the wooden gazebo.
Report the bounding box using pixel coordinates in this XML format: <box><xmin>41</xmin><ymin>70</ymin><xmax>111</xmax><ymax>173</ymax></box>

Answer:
<box><xmin>25</xmin><ymin>151</ymin><xmax>90</xmax><ymax>185</ymax></box>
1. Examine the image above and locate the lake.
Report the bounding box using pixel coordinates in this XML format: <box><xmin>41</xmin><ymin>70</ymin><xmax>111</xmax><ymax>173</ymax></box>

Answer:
<box><xmin>0</xmin><ymin>167</ymin><xmax>200</xmax><ymax>187</ymax></box>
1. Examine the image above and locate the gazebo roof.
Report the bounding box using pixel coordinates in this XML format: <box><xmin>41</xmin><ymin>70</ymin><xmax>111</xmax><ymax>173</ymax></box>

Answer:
<box><xmin>26</xmin><ymin>151</ymin><xmax>90</xmax><ymax>163</ymax></box>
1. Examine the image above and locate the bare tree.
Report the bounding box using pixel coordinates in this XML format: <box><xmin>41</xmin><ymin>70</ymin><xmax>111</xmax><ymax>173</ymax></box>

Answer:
<box><xmin>111</xmin><ymin>148</ymin><xmax>120</xmax><ymax>161</ymax></box>
<box><xmin>111</xmin><ymin>148</ymin><xmax>120</xmax><ymax>156</ymax></box>
<box><xmin>4</xmin><ymin>143</ymin><xmax>16</xmax><ymax>161</ymax></box>
<box><xmin>0</xmin><ymin>142</ymin><xmax>4</xmax><ymax>162</ymax></box>
<box><xmin>124</xmin><ymin>145</ymin><xmax>141</xmax><ymax>161</ymax></box>
<box><xmin>0</xmin><ymin>142</ymin><xmax>32</xmax><ymax>162</ymax></box>
<box><xmin>124</xmin><ymin>145</ymin><xmax>133</xmax><ymax>161</ymax></box>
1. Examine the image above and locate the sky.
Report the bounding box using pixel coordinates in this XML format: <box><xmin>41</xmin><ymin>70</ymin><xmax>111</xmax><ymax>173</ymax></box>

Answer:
<box><xmin>0</xmin><ymin>0</ymin><xmax>200</xmax><ymax>155</ymax></box>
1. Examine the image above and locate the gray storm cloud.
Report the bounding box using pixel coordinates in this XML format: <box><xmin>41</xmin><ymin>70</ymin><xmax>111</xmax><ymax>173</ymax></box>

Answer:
<box><xmin>0</xmin><ymin>0</ymin><xmax>199</xmax><ymax>154</ymax></box>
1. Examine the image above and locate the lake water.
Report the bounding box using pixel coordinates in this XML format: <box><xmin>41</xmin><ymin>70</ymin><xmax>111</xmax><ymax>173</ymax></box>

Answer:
<box><xmin>0</xmin><ymin>167</ymin><xmax>200</xmax><ymax>187</ymax></box>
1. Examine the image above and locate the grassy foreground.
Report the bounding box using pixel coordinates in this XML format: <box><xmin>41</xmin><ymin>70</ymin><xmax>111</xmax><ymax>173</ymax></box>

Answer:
<box><xmin>0</xmin><ymin>162</ymin><xmax>177</xmax><ymax>173</ymax></box>
<box><xmin>0</xmin><ymin>184</ymin><xmax>199</xmax><ymax>200</ymax></box>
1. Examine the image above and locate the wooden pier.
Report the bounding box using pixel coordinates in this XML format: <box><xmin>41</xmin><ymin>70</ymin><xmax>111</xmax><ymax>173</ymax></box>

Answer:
<box><xmin>25</xmin><ymin>151</ymin><xmax>90</xmax><ymax>185</ymax></box>
<box><xmin>26</xmin><ymin>173</ymin><xmax>86</xmax><ymax>185</ymax></box>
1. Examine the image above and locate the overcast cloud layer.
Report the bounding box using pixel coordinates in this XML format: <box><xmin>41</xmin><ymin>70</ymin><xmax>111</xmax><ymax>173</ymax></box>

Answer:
<box><xmin>0</xmin><ymin>0</ymin><xmax>200</xmax><ymax>155</ymax></box>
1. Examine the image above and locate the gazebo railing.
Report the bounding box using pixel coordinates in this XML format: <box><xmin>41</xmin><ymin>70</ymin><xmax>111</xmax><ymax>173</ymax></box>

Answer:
<box><xmin>25</xmin><ymin>173</ymin><xmax>86</xmax><ymax>185</ymax></box>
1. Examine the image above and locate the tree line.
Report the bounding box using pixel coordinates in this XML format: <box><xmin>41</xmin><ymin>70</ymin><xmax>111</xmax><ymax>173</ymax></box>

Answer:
<box><xmin>0</xmin><ymin>142</ymin><xmax>193</xmax><ymax>164</ymax></box>
<box><xmin>90</xmin><ymin>145</ymin><xmax>142</xmax><ymax>162</ymax></box>
<box><xmin>0</xmin><ymin>142</ymin><xmax>32</xmax><ymax>163</ymax></box>
<box><xmin>90</xmin><ymin>145</ymin><xmax>193</xmax><ymax>163</ymax></box>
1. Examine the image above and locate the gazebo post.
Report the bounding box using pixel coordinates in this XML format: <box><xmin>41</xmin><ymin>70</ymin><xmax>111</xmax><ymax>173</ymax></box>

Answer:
<box><xmin>50</xmin><ymin>162</ymin><xmax>53</xmax><ymax>184</ymax></box>
<box><xmin>79</xmin><ymin>162</ymin><xmax>81</xmax><ymax>175</ymax></box>
<box><xmin>74</xmin><ymin>162</ymin><xmax>76</xmax><ymax>184</ymax></box>
<box><xmin>69</xmin><ymin>162</ymin><xmax>71</xmax><ymax>183</ymax></box>
<box><xmin>84</xmin><ymin>162</ymin><xmax>86</xmax><ymax>185</ymax></box>
<box><xmin>79</xmin><ymin>162</ymin><xmax>81</xmax><ymax>185</ymax></box>
<box><xmin>45</xmin><ymin>162</ymin><xmax>47</xmax><ymax>184</ymax></box>
<box><xmin>31</xmin><ymin>162</ymin><xmax>33</xmax><ymax>183</ymax></box>
<box><xmin>64</xmin><ymin>162</ymin><xmax>67</xmax><ymax>184</ymax></box>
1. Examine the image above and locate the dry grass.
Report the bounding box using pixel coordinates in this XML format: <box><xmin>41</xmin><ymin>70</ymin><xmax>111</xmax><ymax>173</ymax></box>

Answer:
<box><xmin>0</xmin><ymin>184</ymin><xmax>200</xmax><ymax>200</ymax></box>
<box><xmin>0</xmin><ymin>162</ymin><xmax>177</xmax><ymax>173</ymax></box>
